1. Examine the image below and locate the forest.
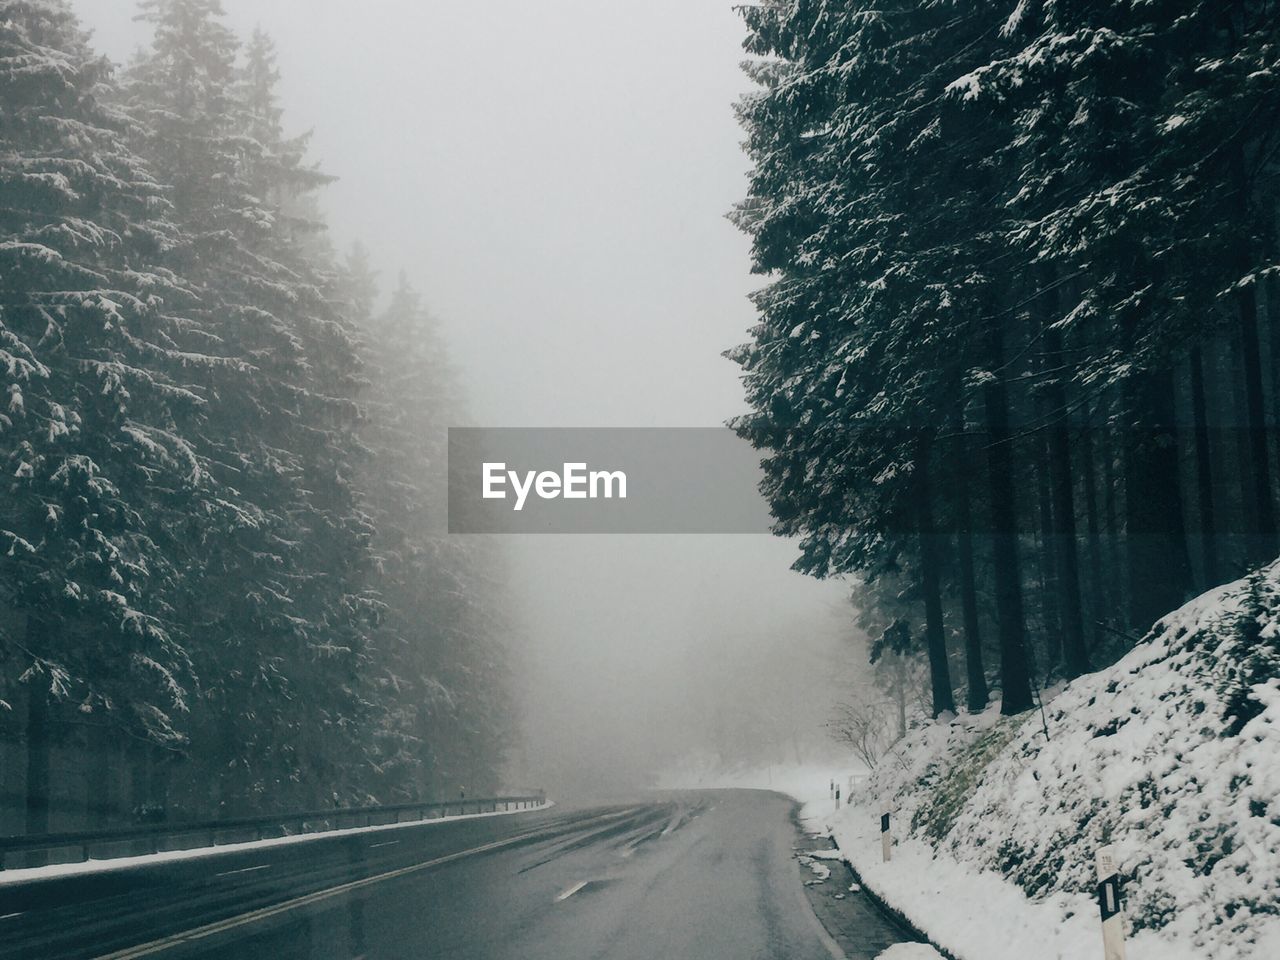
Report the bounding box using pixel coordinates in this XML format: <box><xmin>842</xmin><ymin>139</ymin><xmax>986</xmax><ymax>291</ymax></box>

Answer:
<box><xmin>0</xmin><ymin>0</ymin><xmax>510</xmax><ymax>834</ymax></box>
<box><xmin>731</xmin><ymin>1</ymin><xmax>1280</xmax><ymax>722</ymax></box>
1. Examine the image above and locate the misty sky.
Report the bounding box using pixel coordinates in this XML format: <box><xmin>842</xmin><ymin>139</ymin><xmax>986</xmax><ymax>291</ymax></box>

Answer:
<box><xmin>73</xmin><ymin>0</ymin><xmax>859</xmax><ymax>795</ymax></box>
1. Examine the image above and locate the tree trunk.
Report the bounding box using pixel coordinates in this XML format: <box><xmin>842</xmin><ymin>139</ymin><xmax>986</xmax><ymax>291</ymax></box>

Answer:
<box><xmin>1124</xmin><ymin>366</ymin><xmax>1194</xmax><ymax>631</ymax></box>
<box><xmin>893</xmin><ymin>655</ymin><xmax>908</xmax><ymax>741</ymax></box>
<box><xmin>954</xmin><ymin>434</ymin><xmax>990</xmax><ymax>712</ymax></box>
<box><xmin>25</xmin><ymin>681</ymin><xmax>50</xmax><ymax>841</ymax></box>
<box><xmin>128</xmin><ymin>740</ymin><xmax>150</xmax><ymax>827</ymax></box>
<box><xmin>88</xmin><ymin>723</ymin><xmax>114</xmax><ymax>829</ymax></box>
<box><xmin>1190</xmin><ymin>345</ymin><xmax>1219</xmax><ymax>586</ymax></box>
<box><xmin>1231</xmin><ymin>331</ymin><xmax>1255</xmax><ymax>550</ymax></box>
<box><xmin>1237</xmin><ymin>282</ymin><xmax>1277</xmax><ymax>561</ymax></box>
<box><xmin>1044</xmin><ymin>328</ymin><xmax>1088</xmax><ymax>678</ymax></box>
<box><xmin>1081</xmin><ymin>417</ymin><xmax>1107</xmax><ymax>651</ymax></box>
<box><xmin>1035</xmin><ymin>436</ymin><xmax>1061</xmax><ymax>666</ymax></box>
<box><xmin>917</xmin><ymin>434</ymin><xmax>956</xmax><ymax>718</ymax></box>
<box><xmin>1102</xmin><ymin>423</ymin><xmax>1124</xmax><ymax>618</ymax></box>
<box><xmin>983</xmin><ymin>326</ymin><xmax>1035</xmax><ymax>715</ymax></box>
<box><xmin>1267</xmin><ymin>275</ymin><xmax>1280</xmax><ymax>496</ymax></box>
<box><xmin>23</xmin><ymin>617</ymin><xmax>52</xmax><ymax>853</ymax></box>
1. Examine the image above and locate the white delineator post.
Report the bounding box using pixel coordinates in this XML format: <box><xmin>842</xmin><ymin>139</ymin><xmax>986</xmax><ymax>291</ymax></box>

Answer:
<box><xmin>1095</xmin><ymin>846</ymin><xmax>1127</xmax><ymax>960</ymax></box>
<box><xmin>880</xmin><ymin>808</ymin><xmax>891</xmax><ymax>863</ymax></box>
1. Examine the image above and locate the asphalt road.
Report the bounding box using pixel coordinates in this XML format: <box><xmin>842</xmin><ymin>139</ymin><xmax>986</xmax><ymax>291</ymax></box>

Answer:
<box><xmin>0</xmin><ymin>790</ymin><xmax>910</xmax><ymax>960</ymax></box>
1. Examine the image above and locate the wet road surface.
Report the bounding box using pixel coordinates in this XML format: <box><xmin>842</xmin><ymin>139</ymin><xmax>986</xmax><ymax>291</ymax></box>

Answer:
<box><xmin>1</xmin><ymin>789</ymin><xmax>911</xmax><ymax>960</ymax></box>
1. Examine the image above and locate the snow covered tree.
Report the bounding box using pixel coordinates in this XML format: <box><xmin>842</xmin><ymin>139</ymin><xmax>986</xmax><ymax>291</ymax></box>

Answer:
<box><xmin>0</xmin><ymin>0</ymin><xmax>212</xmax><ymax>832</ymax></box>
<box><xmin>731</xmin><ymin>0</ymin><xmax>1280</xmax><ymax>716</ymax></box>
<box><xmin>121</xmin><ymin>0</ymin><xmax>378</xmax><ymax>813</ymax></box>
<box><xmin>351</xmin><ymin>268</ymin><xmax>511</xmax><ymax>800</ymax></box>
<box><xmin>730</xmin><ymin>0</ymin><xmax>1030</xmax><ymax>715</ymax></box>
<box><xmin>0</xmin><ymin>0</ymin><xmax>513</xmax><ymax>825</ymax></box>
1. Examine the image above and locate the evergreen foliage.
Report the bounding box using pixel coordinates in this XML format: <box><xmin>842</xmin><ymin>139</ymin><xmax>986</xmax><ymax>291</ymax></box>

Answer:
<box><xmin>0</xmin><ymin>0</ymin><xmax>511</xmax><ymax>828</ymax></box>
<box><xmin>732</xmin><ymin>0</ymin><xmax>1280</xmax><ymax>718</ymax></box>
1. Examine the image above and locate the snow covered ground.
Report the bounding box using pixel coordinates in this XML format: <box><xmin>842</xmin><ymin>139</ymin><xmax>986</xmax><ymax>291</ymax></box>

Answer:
<box><xmin>790</xmin><ymin>567</ymin><xmax>1280</xmax><ymax>960</ymax></box>
<box><xmin>873</xmin><ymin>947</ymin><xmax>945</xmax><ymax>960</ymax></box>
<box><xmin>655</xmin><ymin>757</ymin><xmax>866</xmax><ymax>806</ymax></box>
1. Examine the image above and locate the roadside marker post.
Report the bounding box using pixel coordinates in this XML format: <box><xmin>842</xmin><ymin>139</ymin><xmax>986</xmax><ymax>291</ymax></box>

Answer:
<box><xmin>1095</xmin><ymin>846</ymin><xmax>1127</xmax><ymax>960</ymax></box>
<box><xmin>880</xmin><ymin>809</ymin><xmax>891</xmax><ymax>863</ymax></box>
<box><xmin>834</xmin><ymin>785</ymin><xmax>841</xmax><ymax>813</ymax></box>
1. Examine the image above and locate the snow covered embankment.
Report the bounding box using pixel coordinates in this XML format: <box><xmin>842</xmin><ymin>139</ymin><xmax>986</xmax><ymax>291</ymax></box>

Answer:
<box><xmin>826</xmin><ymin>566</ymin><xmax>1280</xmax><ymax>960</ymax></box>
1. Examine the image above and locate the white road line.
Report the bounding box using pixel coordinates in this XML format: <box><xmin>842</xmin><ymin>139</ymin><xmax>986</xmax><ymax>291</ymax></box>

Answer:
<box><xmin>1</xmin><ymin>912</ymin><xmax>24</xmax><ymax>920</ymax></box>
<box><xmin>213</xmin><ymin>864</ymin><xmax>271</xmax><ymax>878</ymax></box>
<box><xmin>368</xmin><ymin>840</ymin><xmax>399</xmax><ymax>849</ymax></box>
<box><xmin>554</xmin><ymin>880</ymin><xmax>589</xmax><ymax>903</ymax></box>
<box><xmin>91</xmin><ymin>810</ymin><xmax>632</xmax><ymax>960</ymax></box>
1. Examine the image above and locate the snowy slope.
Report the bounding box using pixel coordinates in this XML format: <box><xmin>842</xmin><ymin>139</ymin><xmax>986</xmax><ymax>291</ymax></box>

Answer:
<box><xmin>825</xmin><ymin>565</ymin><xmax>1280</xmax><ymax>960</ymax></box>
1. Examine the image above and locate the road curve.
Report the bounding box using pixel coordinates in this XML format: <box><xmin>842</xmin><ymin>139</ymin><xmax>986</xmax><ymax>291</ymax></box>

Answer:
<box><xmin>0</xmin><ymin>789</ymin><xmax>907</xmax><ymax>960</ymax></box>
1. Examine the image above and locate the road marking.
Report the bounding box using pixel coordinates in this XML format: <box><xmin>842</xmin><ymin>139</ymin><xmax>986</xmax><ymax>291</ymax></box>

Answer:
<box><xmin>368</xmin><ymin>840</ymin><xmax>399</xmax><ymax>849</ymax></box>
<box><xmin>213</xmin><ymin>864</ymin><xmax>271</xmax><ymax>879</ymax></box>
<box><xmin>1</xmin><ymin>912</ymin><xmax>23</xmax><ymax>920</ymax></box>
<box><xmin>554</xmin><ymin>881</ymin><xmax>588</xmax><ymax>902</ymax></box>
<box><xmin>90</xmin><ymin>811</ymin><xmax>634</xmax><ymax>960</ymax></box>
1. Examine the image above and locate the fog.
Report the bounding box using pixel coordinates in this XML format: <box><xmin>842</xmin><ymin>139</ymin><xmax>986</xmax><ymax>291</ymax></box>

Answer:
<box><xmin>74</xmin><ymin>0</ymin><xmax>861</xmax><ymax>797</ymax></box>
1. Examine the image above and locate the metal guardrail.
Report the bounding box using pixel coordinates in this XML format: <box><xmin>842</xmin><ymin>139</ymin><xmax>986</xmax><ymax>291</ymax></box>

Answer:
<box><xmin>0</xmin><ymin>792</ymin><xmax>547</xmax><ymax>871</ymax></box>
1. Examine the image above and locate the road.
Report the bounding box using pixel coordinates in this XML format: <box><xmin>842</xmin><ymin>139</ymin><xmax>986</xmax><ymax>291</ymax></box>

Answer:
<box><xmin>0</xmin><ymin>790</ymin><xmax>911</xmax><ymax>960</ymax></box>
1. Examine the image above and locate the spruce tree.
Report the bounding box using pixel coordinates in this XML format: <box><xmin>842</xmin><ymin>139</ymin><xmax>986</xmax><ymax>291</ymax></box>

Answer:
<box><xmin>0</xmin><ymin>0</ymin><xmax>207</xmax><ymax>828</ymax></box>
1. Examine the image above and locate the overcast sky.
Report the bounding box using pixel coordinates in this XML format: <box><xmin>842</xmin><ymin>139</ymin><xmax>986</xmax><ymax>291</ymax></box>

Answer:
<box><xmin>72</xmin><ymin>0</ymin><xmax>858</xmax><ymax>794</ymax></box>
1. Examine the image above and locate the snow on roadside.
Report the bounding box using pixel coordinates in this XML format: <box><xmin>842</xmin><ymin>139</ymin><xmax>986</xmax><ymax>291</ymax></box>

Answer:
<box><xmin>0</xmin><ymin>800</ymin><xmax>554</xmax><ymax>887</ymax></box>
<box><xmin>874</xmin><ymin>945</ymin><xmax>945</xmax><ymax>960</ymax></box>
<box><xmin>655</xmin><ymin>758</ymin><xmax>863</xmax><ymax>809</ymax></box>
<box><xmin>791</xmin><ymin>566</ymin><xmax>1280</xmax><ymax>960</ymax></box>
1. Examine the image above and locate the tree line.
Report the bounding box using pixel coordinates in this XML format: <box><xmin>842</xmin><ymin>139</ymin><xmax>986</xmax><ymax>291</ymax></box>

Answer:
<box><xmin>0</xmin><ymin>0</ymin><xmax>508</xmax><ymax>833</ymax></box>
<box><xmin>730</xmin><ymin>1</ymin><xmax>1280</xmax><ymax>719</ymax></box>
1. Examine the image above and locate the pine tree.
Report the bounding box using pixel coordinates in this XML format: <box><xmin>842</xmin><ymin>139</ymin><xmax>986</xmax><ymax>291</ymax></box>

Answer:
<box><xmin>352</xmin><ymin>269</ymin><xmax>511</xmax><ymax>799</ymax></box>
<box><xmin>122</xmin><ymin>1</ymin><xmax>377</xmax><ymax>813</ymax></box>
<box><xmin>0</xmin><ymin>0</ymin><xmax>208</xmax><ymax>829</ymax></box>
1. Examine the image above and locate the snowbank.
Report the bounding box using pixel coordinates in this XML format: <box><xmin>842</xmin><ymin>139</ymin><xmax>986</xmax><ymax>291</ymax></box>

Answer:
<box><xmin>815</xmin><ymin>566</ymin><xmax>1280</xmax><ymax>960</ymax></box>
<box><xmin>875</xmin><ymin>946</ymin><xmax>945</xmax><ymax>960</ymax></box>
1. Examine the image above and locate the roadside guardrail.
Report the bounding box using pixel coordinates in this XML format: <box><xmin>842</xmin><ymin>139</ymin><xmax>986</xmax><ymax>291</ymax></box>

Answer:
<box><xmin>0</xmin><ymin>792</ymin><xmax>547</xmax><ymax>870</ymax></box>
